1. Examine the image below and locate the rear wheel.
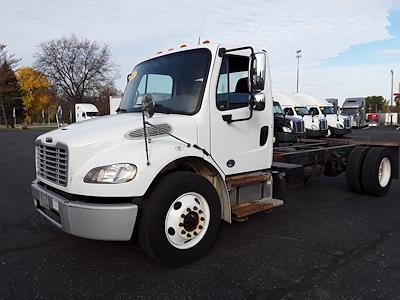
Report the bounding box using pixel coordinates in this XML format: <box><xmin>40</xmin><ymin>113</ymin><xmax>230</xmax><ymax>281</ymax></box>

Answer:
<box><xmin>361</xmin><ymin>147</ymin><xmax>392</xmax><ymax>196</ymax></box>
<box><xmin>345</xmin><ymin>146</ymin><xmax>370</xmax><ymax>193</ymax></box>
<box><xmin>139</xmin><ymin>171</ymin><xmax>221</xmax><ymax>266</ymax></box>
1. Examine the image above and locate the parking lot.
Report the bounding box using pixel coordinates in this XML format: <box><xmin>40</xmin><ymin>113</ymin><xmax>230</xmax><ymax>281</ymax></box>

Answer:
<box><xmin>1</xmin><ymin>128</ymin><xmax>400</xmax><ymax>299</ymax></box>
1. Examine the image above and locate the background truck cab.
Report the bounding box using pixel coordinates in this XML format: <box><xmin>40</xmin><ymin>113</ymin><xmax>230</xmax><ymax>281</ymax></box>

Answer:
<box><xmin>75</xmin><ymin>103</ymin><xmax>100</xmax><ymax>122</ymax></box>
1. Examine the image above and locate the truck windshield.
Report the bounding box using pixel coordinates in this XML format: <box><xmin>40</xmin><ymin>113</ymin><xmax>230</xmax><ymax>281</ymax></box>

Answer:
<box><xmin>294</xmin><ymin>107</ymin><xmax>310</xmax><ymax>116</ymax></box>
<box><xmin>342</xmin><ymin>108</ymin><xmax>359</xmax><ymax>115</ymax></box>
<box><xmin>273</xmin><ymin>102</ymin><xmax>284</xmax><ymax>114</ymax></box>
<box><xmin>119</xmin><ymin>49</ymin><xmax>211</xmax><ymax>115</ymax></box>
<box><xmin>320</xmin><ymin>106</ymin><xmax>335</xmax><ymax>115</ymax></box>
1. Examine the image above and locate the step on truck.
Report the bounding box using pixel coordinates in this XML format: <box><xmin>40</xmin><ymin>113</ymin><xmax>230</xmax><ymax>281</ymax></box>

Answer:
<box><xmin>31</xmin><ymin>43</ymin><xmax>400</xmax><ymax>266</ymax></box>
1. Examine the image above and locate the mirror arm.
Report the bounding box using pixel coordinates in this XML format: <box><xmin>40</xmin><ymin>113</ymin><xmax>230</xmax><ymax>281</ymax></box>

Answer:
<box><xmin>222</xmin><ymin>107</ymin><xmax>254</xmax><ymax>124</ymax></box>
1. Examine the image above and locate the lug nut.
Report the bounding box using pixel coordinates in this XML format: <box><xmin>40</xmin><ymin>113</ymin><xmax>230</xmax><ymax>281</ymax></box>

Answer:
<box><xmin>181</xmin><ymin>214</ymin><xmax>185</xmax><ymax>218</ymax></box>
<box><xmin>187</xmin><ymin>233</ymin><xmax>191</xmax><ymax>238</ymax></box>
<box><xmin>199</xmin><ymin>225</ymin><xmax>203</xmax><ymax>229</ymax></box>
<box><xmin>193</xmin><ymin>206</ymin><xmax>198</xmax><ymax>210</ymax></box>
<box><xmin>179</xmin><ymin>223</ymin><xmax>183</xmax><ymax>227</ymax></box>
<box><xmin>187</xmin><ymin>208</ymin><xmax>191</xmax><ymax>212</ymax></box>
<box><xmin>181</xmin><ymin>230</ymin><xmax>186</xmax><ymax>234</ymax></box>
<box><xmin>193</xmin><ymin>232</ymin><xmax>198</xmax><ymax>236</ymax></box>
<box><xmin>200</xmin><ymin>217</ymin><xmax>205</xmax><ymax>221</ymax></box>
<box><xmin>199</xmin><ymin>210</ymin><xmax>203</xmax><ymax>214</ymax></box>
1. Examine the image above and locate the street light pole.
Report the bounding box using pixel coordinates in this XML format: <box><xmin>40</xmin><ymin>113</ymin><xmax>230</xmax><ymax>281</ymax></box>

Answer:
<box><xmin>390</xmin><ymin>69</ymin><xmax>394</xmax><ymax>125</ymax></box>
<box><xmin>296</xmin><ymin>50</ymin><xmax>302</xmax><ymax>93</ymax></box>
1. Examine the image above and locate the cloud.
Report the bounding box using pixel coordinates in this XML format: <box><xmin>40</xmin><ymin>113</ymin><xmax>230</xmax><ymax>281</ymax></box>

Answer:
<box><xmin>374</xmin><ymin>48</ymin><xmax>400</xmax><ymax>57</ymax></box>
<box><xmin>0</xmin><ymin>0</ymin><xmax>398</xmax><ymax>95</ymax></box>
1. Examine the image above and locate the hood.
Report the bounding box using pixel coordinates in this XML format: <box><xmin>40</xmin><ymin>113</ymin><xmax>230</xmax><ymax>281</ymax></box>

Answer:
<box><xmin>37</xmin><ymin>113</ymin><xmax>198</xmax><ymax>149</ymax></box>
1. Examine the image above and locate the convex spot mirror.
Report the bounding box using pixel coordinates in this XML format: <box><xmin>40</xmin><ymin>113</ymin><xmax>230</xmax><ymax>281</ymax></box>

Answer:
<box><xmin>142</xmin><ymin>93</ymin><xmax>155</xmax><ymax>118</ymax></box>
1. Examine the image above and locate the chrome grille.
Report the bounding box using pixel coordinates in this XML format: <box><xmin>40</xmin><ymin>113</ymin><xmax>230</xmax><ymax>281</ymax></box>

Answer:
<box><xmin>36</xmin><ymin>143</ymin><xmax>68</xmax><ymax>186</ymax></box>
<box><xmin>293</xmin><ymin>119</ymin><xmax>305</xmax><ymax>134</ymax></box>
<box><xmin>127</xmin><ymin>123</ymin><xmax>173</xmax><ymax>140</ymax></box>
<box><xmin>343</xmin><ymin>117</ymin><xmax>351</xmax><ymax>129</ymax></box>
<box><xmin>319</xmin><ymin>119</ymin><xmax>328</xmax><ymax>130</ymax></box>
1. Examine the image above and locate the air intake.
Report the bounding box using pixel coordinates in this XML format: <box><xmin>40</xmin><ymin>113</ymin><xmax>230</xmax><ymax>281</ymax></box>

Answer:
<box><xmin>127</xmin><ymin>123</ymin><xmax>173</xmax><ymax>140</ymax></box>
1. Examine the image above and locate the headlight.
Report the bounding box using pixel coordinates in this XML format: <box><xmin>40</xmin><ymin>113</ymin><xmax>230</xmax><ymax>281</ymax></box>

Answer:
<box><xmin>282</xmin><ymin>126</ymin><xmax>293</xmax><ymax>133</ymax></box>
<box><xmin>84</xmin><ymin>163</ymin><xmax>137</xmax><ymax>184</ymax></box>
<box><xmin>311</xmin><ymin>124</ymin><xmax>319</xmax><ymax>130</ymax></box>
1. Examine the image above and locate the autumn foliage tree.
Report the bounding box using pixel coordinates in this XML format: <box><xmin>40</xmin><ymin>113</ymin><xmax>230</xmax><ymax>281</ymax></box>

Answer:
<box><xmin>16</xmin><ymin>67</ymin><xmax>54</xmax><ymax>124</ymax></box>
<box><xmin>0</xmin><ymin>44</ymin><xmax>21</xmax><ymax>126</ymax></box>
<box><xmin>34</xmin><ymin>35</ymin><xmax>119</xmax><ymax>106</ymax></box>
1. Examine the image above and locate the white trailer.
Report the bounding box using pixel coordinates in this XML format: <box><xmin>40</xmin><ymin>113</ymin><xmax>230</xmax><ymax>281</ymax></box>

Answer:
<box><xmin>31</xmin><ymin>43</ymin><xmax>399</xmax><ymax>266</ymax></box>
<box><xmin>109</xmin><ymin>96</ymin><xmax>122</xmax><ymax>115</ymax></box>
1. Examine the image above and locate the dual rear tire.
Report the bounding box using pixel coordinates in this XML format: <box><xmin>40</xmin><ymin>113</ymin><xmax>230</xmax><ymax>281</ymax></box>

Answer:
<box><xmin>345</xmin><ymin>146</ymin><xmax>392</xmax><ymax>196</ymax></box>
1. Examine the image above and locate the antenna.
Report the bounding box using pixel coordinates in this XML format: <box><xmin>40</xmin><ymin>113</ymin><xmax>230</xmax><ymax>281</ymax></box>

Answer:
<box><xmin>197</xmin><ymin>8</ymin><xmax>207</xmax><ymax>45</ymax></box>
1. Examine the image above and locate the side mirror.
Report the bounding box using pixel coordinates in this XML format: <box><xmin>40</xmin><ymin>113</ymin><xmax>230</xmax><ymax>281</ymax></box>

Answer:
<box><xmin>249</xmin><ymin>52</ymin><xmax>266</xmax><ymax>93</ymax></box>
<box><xmin>142</xmin><ymin>94</ymin><xmax>155</xmax><ymax>118</ymax></box>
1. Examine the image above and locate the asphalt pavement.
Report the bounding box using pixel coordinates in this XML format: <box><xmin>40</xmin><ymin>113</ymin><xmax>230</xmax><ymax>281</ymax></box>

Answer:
<box><xmin>0</xmin><ymin>128</ymin><xmax>400</xmax><ymax>299</ymax></box>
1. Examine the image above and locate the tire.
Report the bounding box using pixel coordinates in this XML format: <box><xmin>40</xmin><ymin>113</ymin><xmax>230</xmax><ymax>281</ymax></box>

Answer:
<box><xmin>361</xmin><ymin>147</ymin><xmax>392</xmax><ymax>196</ymax></box>
<box><xmin>138</xmin><ymin>171</ymin><xmax>221</xmax><ymax>266</ymax></box>
<box><xmin>345</xmin><ymin>146</ymin><xmax>370</xmax><ymax>193</ymax></box>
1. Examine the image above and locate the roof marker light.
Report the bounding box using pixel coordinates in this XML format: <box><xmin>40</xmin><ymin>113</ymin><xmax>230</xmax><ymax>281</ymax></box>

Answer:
<box><xmin>156</xmin><ymin>51</ymin><xmax>163</xmax><ymax>54</ymax></box>
<box><xmin>168</xmin><ymin>48</ymin><xmax>174</xmax><ymax>51</ymax></box>
<box><xmin>202</xmin><ymin>40</ymin><xmax>210</xmax><ymax>44</ymax></box>
<box><xmin>180</xmin><ymin>44</ymin><xmax>187</xmax><ymax>48</ymax></box>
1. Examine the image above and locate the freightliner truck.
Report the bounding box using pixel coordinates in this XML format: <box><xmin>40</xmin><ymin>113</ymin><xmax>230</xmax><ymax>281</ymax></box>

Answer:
<box><xmin>31</xmin><ymin>43</ymin><xmax>400</xmax><ymax>266</ymax></box>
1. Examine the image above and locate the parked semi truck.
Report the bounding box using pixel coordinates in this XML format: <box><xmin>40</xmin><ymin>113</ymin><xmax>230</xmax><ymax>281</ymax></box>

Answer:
<box><xmin>291</xmin><ymin>93</ymin><xmax>351</xmax><ymax>137</ymax></box>
<box><xmin>31</xmin><ymin>44</ymin><xmax>399</xmax><ymax>266</ymax></box>
<box><xmin>75</xmin><ymin>103</ymin><xmax>100</xmax><ymax>122</ymax></box>
<box><xmin>274</xmin><ymin>92</ymin><xmax>328</xmax><ymax>138</ymax></box>
<box><xmin>342</xmin><ymin>97</ymin><xmax>366</xmax><ymax>128</ymax></box>
<box><xmin>272</xmin><ymin>100</ymin><xmax>305</xmax><ymax>145</ymax></box>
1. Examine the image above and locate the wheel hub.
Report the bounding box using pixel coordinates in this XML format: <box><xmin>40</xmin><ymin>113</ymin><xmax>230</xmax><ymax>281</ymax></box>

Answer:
<box><xmin>183</xmin><ymin>211</ymin><xmax>199</xmax><ymax>232</ymax></box>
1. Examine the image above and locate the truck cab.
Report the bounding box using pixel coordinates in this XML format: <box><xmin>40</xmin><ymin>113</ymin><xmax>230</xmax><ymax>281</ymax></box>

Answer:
<box><xmin>342</xmin><ymin>97</ymin><xmax>366</xmax><ymax>128</ymax></box>
<box><xmin>292</xmin><ymin>93</ymin><xmax>352</xmax><ymax>137</ymax></box>
<box><xmin>274</xmin><ymin>92</ymin><xmax>328</xmax><ymax>138</ymax></box>
<box><xmin>272</xmin><ymin>100</ymin><xmax>305</xmax><ymax>145</ymax></box>
<box><xmin>31</xmin><ymin>44</ymin><xmax>279</xmax><ymax>266</ymax></box>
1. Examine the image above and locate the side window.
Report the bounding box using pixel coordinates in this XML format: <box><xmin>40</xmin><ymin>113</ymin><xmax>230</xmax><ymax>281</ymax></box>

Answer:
<box><xmin>284</xmin><ymin>108</ymin><xmax>294</xmax><ymax>116</ymax></box>
<box><xmin>216</xmin><ymin>55</ymin><xmax>250</xmax><ymax>111</ymax></box>
<box><xmin>136</xmin><ymin>74</ymin><xmax>173</xmax><ymax>105</ymax></box>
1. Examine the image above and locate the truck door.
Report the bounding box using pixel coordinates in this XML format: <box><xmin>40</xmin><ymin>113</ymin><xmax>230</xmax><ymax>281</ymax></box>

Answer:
<box><xmin>209</xmin><ymin>51</ymin><xmax>273</xmax><ymax>175</ymax></box>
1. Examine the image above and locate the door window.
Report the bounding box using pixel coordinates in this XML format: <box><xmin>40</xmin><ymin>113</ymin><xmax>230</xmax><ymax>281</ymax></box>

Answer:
<box><xmin>284</xmin><ymin>107</ymin><xmax>294</xmax><ymax>116</ymax></box>
<box><xmin>216</xmin><ymin>55</ymin><xmax>250</xmax><ymax>111</ymax></box>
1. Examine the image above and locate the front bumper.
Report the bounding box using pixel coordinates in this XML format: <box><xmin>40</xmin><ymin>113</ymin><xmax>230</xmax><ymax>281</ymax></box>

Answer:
<box><xmin>306</xmin><ymin>129</ymin><xmax>328</xmax><ymax>138</ymax></box>
<box><xmin>31</xmin><ymin>180</ymin><xmax>138</xmax><ymax>241</ymax></box>
<box><xmin>330</xmin><ymin>126</ymin><xmax>352</xmax><ymax>137</ymax></box>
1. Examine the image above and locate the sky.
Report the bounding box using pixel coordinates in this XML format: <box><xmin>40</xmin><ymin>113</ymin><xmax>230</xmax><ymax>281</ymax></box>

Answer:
<box><xmin>1</xmin><ymin>0</ymin><xmax>400</xmax><ymax>104</ymax></box>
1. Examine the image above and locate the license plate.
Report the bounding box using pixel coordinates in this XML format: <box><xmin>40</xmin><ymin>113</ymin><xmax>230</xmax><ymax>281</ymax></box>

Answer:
<box><xmin>38</xmin><ymin>191</ymin><xmax>50</xmax><ymax>209</ymax></box>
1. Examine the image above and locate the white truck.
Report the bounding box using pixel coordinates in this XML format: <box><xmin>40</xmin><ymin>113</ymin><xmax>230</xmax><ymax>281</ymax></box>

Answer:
<box><xmin>75</xmin><ymin>103</ymin><xmax>100</xmax><ymax>122</ymax></box>
<box><xmin>31</xmin><ymin>44</ymin><xmax>399</xmax><ymax>266</ymax></box>
<box><xmin>274</xmin><ymin>92</ymin><xmax>328</xmax><ymax>138</ymax></box>
<box><xmin>291</xmin><ymin>93</ymin><xmax>352</xmax><ymax>137</ymax></box>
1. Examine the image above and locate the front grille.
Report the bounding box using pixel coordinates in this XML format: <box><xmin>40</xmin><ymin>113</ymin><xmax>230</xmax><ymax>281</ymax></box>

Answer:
<box><xmin>36</xmin><ymin>143</ymin><xmax>68</xmax><ymax>187</ymax></box>
<box><xmin>293</xmin><ymin>119</ymin><xmax>305</xmax><ymax>134</ymax></box>
<box><xmin>319</xmin><ymin>119</ymin><xmax>328</xmax><ymax>130</ymax></box>
<box><xmin>343</xmin><ymin>117</ymin><xmax>351</xmax><ymax>129</ymax></box>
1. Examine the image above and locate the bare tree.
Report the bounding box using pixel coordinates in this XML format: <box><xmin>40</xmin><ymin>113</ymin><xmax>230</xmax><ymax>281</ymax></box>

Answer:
<box><xmin>34</xmin><ymin>35</ymin><xmax>119</xmax><ymax>104</ymax></box>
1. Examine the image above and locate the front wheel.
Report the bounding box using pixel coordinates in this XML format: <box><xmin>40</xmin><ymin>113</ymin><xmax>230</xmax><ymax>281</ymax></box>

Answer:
<box><xmin>139</xmin><ymin>171</ymin><xmax>221</xmax><ymax>266</ymax></box>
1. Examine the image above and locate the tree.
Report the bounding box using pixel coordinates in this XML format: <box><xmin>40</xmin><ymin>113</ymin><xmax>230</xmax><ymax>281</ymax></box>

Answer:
<box><xmin>0</xmin><ymin>44</ymin><xmax>21</xmax><ymax>126</ymax></box>
<box><xmin>16</xmin><ymin>67</ymin><xmax>54</xmax><ymax>124</ymax></box>
<box><xmin>34</xmin><ymin>35</ymin><xmax>119</xmax><ymax>105</ymax></box>
<box><xmin>365</xmin><ymin>95</ymin><xmax>388</xmax><ymax>113</ymax></box>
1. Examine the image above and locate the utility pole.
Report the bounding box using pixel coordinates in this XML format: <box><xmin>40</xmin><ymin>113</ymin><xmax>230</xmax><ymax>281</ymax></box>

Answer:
<box><xmin>390</xmin><ymin>70</ymin><xmax>394</xmax><ymax>125</ymax></box>
<box><xmin>296</xmin><ymin>50</ymin><xmax>302</xmax><ymax>93</ymax></box>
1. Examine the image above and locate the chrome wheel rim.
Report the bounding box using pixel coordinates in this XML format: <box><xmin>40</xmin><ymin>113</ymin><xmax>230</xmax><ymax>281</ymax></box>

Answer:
<box><xmin>165</xmin><ymin>192</ymin><xmax>210</xmax><ymax>249</ymax></box>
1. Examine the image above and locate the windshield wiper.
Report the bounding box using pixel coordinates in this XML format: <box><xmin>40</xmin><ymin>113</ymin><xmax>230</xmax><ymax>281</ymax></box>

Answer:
<box><xmin>116</xmin><ymin>108</ymin><xmax>127</xmax><ymax>113</ymax></box>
